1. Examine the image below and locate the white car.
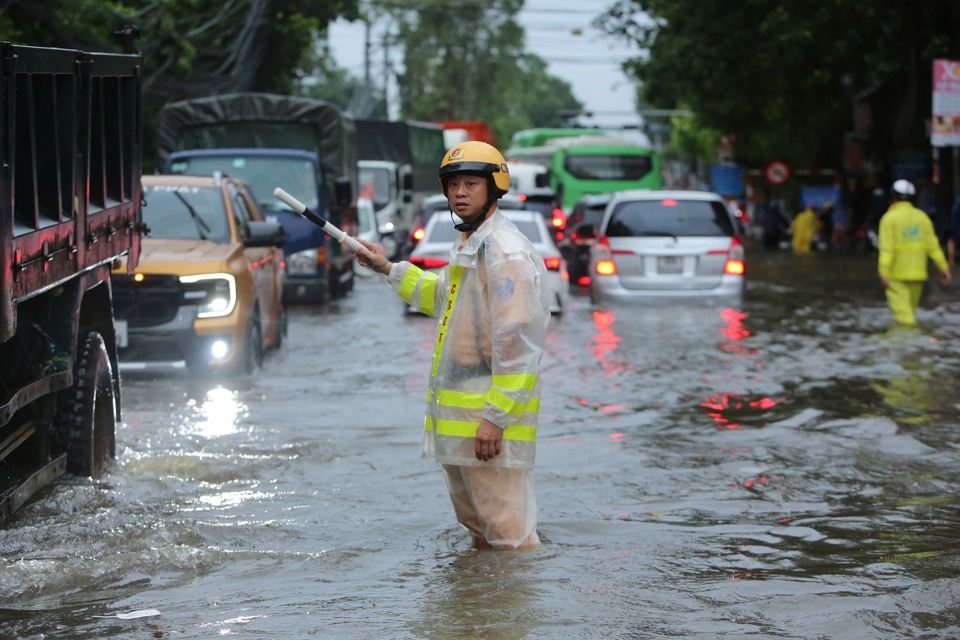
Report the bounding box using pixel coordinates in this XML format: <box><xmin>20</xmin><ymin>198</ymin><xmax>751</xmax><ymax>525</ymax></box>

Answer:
<box><xmin>355</xmin><ymin>196</ymin><xmax>397</xmax><ymax>276</ymax></box>
<box><xmin>588</xmin><ymin>189</ymin><xmax>746</xmax><ymax>304</ymax></box>
<box><xmin>407</xmin><ymin>208</ymin><xmax>567</xmax><ymax>315</ymax></box>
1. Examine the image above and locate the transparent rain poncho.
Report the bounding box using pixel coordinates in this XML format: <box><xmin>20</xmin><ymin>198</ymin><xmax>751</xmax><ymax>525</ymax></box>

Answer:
<box><xmin>387</xmin><ymin>209</ymin><xmax>551</xmax><ymax>470</ymax></box>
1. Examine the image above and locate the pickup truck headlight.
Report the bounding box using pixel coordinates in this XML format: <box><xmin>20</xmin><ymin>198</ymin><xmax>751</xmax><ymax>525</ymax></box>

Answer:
<box><xmin>179</xmin><ymin>273</ymin><xmax>237</xmax><ymax>318</ymax></box>
<box><xmin>287</xmin><ymin>248</ymin><xmax>320</xmax><ymax>275</ymax></box>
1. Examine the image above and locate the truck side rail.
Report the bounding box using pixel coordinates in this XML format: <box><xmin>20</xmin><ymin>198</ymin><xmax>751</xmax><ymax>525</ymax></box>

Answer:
<box><xmin>0</xmin><ymin>42</ymin><xmax>143</xmax><ymax>342</ymax></box>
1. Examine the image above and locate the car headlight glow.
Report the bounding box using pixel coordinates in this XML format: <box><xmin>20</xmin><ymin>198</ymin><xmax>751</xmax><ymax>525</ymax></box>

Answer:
<box><xmin>179</xmin><ymin>273</ymin><xmax>237</xmax><ymax>318</ymax></box>
<box><xmin>287</xmin><ymin>248</ymin><xmax>320</xmax><ymax>274</ymax></box>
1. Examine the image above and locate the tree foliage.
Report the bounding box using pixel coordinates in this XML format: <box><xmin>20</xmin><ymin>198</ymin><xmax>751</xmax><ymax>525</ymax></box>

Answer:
<box><xmin>597</xmin><ymin>0</ymin><xmax>960</xmax><ymax>168</ymax></box>
<box><xmin>370</xmin><ymin>0</ymin><xmax>583</xmax><ymax>145</ymax></box>
<box><xmin>0</xmin><ymin>0</ymin><xmax>359</xmax><ymax>167</ymax></box>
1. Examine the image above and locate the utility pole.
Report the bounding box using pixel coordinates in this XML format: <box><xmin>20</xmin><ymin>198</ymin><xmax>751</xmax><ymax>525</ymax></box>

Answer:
<box><xmin>382</xmin><ymin>28</ymin><xmax>390</xmax><ymax>119</ymax></box>
<box><xmin>364</xmin><ymin>18</ymin><xmax>371</xmax><ymax>86</ymax></box>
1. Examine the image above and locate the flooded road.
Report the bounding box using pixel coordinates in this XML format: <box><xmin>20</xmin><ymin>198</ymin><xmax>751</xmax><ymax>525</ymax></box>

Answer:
<box><xmin>3</xmin><ymin>249</ymin><xmax>960</xmax><ymax>639</ymax></box>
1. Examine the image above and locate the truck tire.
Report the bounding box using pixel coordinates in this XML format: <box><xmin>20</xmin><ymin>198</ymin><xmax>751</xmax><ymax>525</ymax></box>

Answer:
<box><xmin>58</xmin><ymin>332</ymin><xmax>116</xmax><ymax>478</ymax></box>
<box><xmin>273</xmin><ymin>304</ymin><xmax>287</xmax><ymax>349</ymax></box>
<box><xmin>243</xmin><ymin>309</ymin><xmax>264</xmax><ymax>374</ymax></box>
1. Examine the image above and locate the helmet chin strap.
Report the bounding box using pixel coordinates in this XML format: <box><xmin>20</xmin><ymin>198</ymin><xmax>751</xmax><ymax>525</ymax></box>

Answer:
<box><xmin>451</xmin><ymin>196</ymin><xmax>497</xmax><ymax>232</ymax></box>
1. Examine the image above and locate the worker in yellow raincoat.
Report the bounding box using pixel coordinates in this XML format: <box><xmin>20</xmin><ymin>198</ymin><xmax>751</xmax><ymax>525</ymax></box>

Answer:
<box><xmin>877</xmin><ymin>179</ymin><xmax>952</xmax><ymax>325</ymax></box>
<box><xmin>355</xmin><ymin>141</ymin><xmax>550</xmax><ymax>550</ymax></box>
<box><xmin>789</xmin><ymin>203</ymin><xmax>822</xmax><ymax>254</ymax></box>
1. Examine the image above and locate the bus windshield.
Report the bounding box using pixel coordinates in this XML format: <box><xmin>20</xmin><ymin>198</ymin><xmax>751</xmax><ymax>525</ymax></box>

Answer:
<box><xmin>554</xmin><ymin>147</ymin><xmax>662</xmax><ymax>212</ymax></box>
<box><xmin>563</xmin><ymin>153</ymin><xmax>653</xmax><ymax>181</ymax></box>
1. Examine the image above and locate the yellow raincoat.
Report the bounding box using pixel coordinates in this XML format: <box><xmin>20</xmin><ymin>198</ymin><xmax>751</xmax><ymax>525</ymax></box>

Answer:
<box><xmin>877</xmin><ymin>201</ymin><xmax>948</xmax><ymax>282</ymax></box>
<box><xmin>387</xmin><ymin>210</ymin><xmax>550</xmax><ymax>470</ymax></box>
<box><xmin>790</xmin><ymin>206</ymin><xmax>821</xmax><ymax>254</ymax></box>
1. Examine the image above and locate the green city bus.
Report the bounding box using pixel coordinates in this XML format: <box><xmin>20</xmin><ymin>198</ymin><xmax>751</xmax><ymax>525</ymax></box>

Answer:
<box><xmin>508</xmin><ymin>127</ymin><xmax>607</xmax><ymax>149</ymax></box>
<box><xmin>506</xmin><ymin>140</ymin><xmax>663</xmax><ymax>213</ymax></box>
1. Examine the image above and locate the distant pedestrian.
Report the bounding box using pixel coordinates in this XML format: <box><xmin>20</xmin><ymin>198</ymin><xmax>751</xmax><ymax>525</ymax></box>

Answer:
<box><xmin>790</xmin><ymin>203</ymin><xmax>821</xmax><ymax>254</ymax></box>
<box><xmin>760</xmin><ymin>201</ymin><xmax>789</xmax><ymax>249</ymax></box>
<box><xmin>877</xmin><ymin>179</ymin><xmax>952</xmax><ymax>325</ymax></box>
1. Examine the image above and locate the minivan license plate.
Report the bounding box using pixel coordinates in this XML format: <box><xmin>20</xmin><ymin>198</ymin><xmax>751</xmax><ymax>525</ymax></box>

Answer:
<box><xmin>657</xmin><ymin>256</ymin><xmax>683</xmax><ymax>274</ymax></box>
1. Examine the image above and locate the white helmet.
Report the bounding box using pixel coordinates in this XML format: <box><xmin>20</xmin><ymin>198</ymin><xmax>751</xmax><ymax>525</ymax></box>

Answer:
<box><xmin>892</xmin><ymin>179</ymin><xmax>916</xmax><ymax>197</ymax></box>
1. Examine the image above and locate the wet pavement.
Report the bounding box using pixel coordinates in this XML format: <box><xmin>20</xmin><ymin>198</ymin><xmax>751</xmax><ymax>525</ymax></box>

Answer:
<box><xmin>2</xmin><ymin>249</ymin><xmax>960</xmax><ymax>639</ymax></box>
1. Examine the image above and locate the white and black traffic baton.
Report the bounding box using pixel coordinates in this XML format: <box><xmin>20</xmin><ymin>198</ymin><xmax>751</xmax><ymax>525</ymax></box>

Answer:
<box><xmin>272</xmin><ymin>187</ymin><xmax>364</xmax><ymax>254</ymax></box>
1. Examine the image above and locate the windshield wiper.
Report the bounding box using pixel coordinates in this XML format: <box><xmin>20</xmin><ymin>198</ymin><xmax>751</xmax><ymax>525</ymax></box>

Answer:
<box><xmin>173</xmin><ymin>191</ymin><xmax>211</xmax><ymax>240</ymax></box>
<box><xmin>635</xmin><ymin>230</ymin><xmax>678</xmax><ymax>241</ymax></box>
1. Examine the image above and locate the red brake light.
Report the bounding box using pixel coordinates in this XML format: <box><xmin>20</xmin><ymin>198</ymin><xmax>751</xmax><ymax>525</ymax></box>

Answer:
<box><xmin>551</xmin><ymin>208</ymin><xmax>566</xmax><ymax>229</ymax></box>
<box><xmin>661</xmin><ymin>199</ymin><xmax>678</xmax><ymax>207</ymax></box>
<box><xmin>412</xmin><ymin>227</ymin><xmax>425</xmax><ymax>242</ymax></box>
<box><xmin>595</xmin><ymin>259</ymin><xmax>617</xmax><ymax>276</ymax></box>
<box><xmin>707</xmin><ymin>237</ymin><xmax>745</xmax><ymax>275</ymax></box>
<box><xmin>517</xmin><ymin>193</ymin><xmax>528</xmax><ymax>201</ymax></box>
<box><xmin>409</xmin><ymin>256</ymin><xmax>448</xmax><ymax>269</ymax></box>
<box><xmin>576</xmin><ymin>275</ymin><xmax>591</xmax><ymax>286</ymax></box>
<box><xmin>724</xmin><ymin>259</ymin><xmax>745</xmax><ymax>275</ymax></box>
<box><xmin>544</xmin><ymin>256</ymin><xmax>562</xmax><ymax>271</ymax></box>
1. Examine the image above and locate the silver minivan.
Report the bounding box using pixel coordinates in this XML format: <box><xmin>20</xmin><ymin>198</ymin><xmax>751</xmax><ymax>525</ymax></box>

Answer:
<box><xmin>588</xmin><ymin>190</ymin><xmax>745</xmax><ymax>304</ymax></box>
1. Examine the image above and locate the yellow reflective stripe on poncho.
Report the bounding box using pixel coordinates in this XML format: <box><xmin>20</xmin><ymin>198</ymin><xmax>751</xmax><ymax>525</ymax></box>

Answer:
<box><xmin>486</xmin><ymin>387</ymin><xmax>540</xmax><ymax>418</ymax></box>
<box><xmin>435</xmin><ymin>388</ymin><xmax>540</xmax><ymax>416</ymax></box>
<box><xmin>398</xmin><ymin>265</ymin><xmax>439</xmax><ymax>315</ymax></box>
<box><xmin>435</xmin><ymin>389</ymin><xmax>485</xmax><ymax>409</ymax></box>
<box><xmin>491</xmin><ymin>373</ymin><xmax>537</xmax><ymax>390</ymax></box>
<box><xmin>434</xmin><ymin>417</ymin><xmax>537</xmax><ymax>442</ymax></box>
<box><xmin>430</xmin><ymin>266</ymin><xmax>464</xmax><ymax>377</ymax></box>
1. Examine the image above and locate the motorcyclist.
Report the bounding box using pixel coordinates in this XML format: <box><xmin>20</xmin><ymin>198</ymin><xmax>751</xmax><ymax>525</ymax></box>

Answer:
<box><xmin>353</xmin><ymin>141</ymin><xmax>550</xmax><ymax>550</ymax></box>
<box><xmin>790</xmin><ymin>202</ymin><xmax>822</xmax><ymax>254</ymax></box>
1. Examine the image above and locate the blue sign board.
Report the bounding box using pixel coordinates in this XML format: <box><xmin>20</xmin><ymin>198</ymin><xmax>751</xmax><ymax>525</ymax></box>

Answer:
<box><xmin>710</xmin><ymin>164</ymin><xmax>743</xmax><ymax>197</ymax></box>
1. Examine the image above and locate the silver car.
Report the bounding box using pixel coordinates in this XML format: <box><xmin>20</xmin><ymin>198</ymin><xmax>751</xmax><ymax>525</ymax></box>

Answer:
<box><xmin>408</xmin><ymin>208</ymin><xmax>567</xmax><ymax>315</ymax></box>
<box><xmin>588</xmin><ymin>190</ymin><xmax>745</xmax><ymax>304</ymax></box>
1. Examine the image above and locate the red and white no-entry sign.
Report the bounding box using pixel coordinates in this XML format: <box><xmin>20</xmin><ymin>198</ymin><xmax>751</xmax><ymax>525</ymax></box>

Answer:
<box><xmin>763</xmin><ymin>160</ymin><xmax>792</xmax><ymax>185</ymax></box>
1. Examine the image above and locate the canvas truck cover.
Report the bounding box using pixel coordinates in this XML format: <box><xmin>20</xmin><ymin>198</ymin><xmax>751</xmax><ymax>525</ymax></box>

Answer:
<box><xmin>156</xmin><ymin>92</ymin><xmax>358</xmax><ymax>208</ymax></box>
<box><xmin>356</xmin><ymin>119</ymin><xmax>445</xmax><ymax>190</ymax></box>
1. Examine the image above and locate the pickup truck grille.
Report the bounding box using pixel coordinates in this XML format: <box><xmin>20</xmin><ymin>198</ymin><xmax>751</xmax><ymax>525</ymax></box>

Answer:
<box><xmin>111</xmin><ymin>275</ymin><xmax>181</xmax><ymax>327</ymax></box>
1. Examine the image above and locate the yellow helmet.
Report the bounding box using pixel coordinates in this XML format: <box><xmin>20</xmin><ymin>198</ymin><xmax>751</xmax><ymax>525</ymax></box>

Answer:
<box><xmin>438</xmin><ymin>141</ymin><xmax>510</xmax><ymax>197</ymax></box>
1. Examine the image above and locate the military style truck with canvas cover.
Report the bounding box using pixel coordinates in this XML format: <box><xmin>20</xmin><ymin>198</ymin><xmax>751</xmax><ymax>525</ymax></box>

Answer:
<box><xmin>157</xmin><ymin>93</ymin><xmax>357</xmax><ymax>304</ymax></box>
<box><xmin>0</xmin><ymin>42</ymin><xmax>143</xmax><ymax>520</ymax></box>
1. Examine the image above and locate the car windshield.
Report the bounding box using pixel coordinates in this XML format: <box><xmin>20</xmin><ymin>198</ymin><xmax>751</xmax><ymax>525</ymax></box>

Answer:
<box><xmin>522</xmin><ymin>198</ymin><xmax>554</xmax><ymax>217</ymax></box>
<box><xmin>564</xmin><ymin>154</ymin><xmax>652</xmax><ymax>181</ymax></box>
<box><xmin>168</xmin><ymin>155</ymin><xmax>319</xmax><ymax>212</ymax></box>
<box><xmin>357</xmin><ymin>201</ymin><xmax>375</xmax><ymax>233</ymax></box>
<box><xmin>605</xmin><ymin>199</ymin><xmax>735</xmax><ymax>238</ymax></box>
<box><xmin>142</xmin><ymin>185</ymin><xmax>230</xmax><ymax>242</ymax></box>
<box><xmin>569</xmin><ymin>202</ymin><xmax>608</xmax><ymax>230</ymax></box>
<box><xmin>508</xmin><ymin>218</ymin><xmax>544</xmax><ymax>243</ymax></box>
<box><xmin>359</xmin><ymin>166</ymin><xmax>392</xmax><ymax>210</ymax></box>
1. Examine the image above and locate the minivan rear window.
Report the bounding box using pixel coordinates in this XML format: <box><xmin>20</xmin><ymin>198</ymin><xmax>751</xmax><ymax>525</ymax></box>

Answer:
<box><xmin>604</xmin><ymin>199</ymin><xmax>735</xmax><ymax>238</ymax></box>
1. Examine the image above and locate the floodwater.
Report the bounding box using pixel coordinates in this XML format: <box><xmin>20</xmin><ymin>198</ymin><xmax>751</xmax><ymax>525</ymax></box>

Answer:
<box><xmin>2</xmin><ymin>249</ymin><xmax>960</xmax><ymax>639</ymax></box>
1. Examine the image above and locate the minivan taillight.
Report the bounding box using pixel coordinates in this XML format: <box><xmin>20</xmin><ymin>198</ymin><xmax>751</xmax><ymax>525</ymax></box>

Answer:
<box><xmin>708</xmin><ymin>236</ymin><xmax>745</xmax><ymax>275</ymax></box>
<box><xmin>594</xmin><ymin>235</ymin><xmax>617</xmax><ymax>276</ymax></box>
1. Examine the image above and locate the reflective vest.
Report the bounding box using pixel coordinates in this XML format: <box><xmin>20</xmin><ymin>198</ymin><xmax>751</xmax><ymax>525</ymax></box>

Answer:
<box><xmin>388</xmin><ymin>210</ymin><xmax>550</xmax><ymax>469</ymax></box>
<box><xmin>877</xmin><ymin>201</ymin><xmax>948</xmax><ymax>281</ymax></box>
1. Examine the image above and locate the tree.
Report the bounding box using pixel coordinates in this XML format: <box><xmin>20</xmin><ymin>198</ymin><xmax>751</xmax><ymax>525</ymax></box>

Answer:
<box><xmin>596</xmin><ymin>0</ymin><xmax>960</xmax><ymax>170</ymax></box>
<box><xmin>0</xmin><ymin>0</ymin><xmax>360</xmax><ymax>167</ymax></box>
<box><xmin>369</xmin><ymin>0</ymin><xmax>582</xmax><ymax>145</ymax></box>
